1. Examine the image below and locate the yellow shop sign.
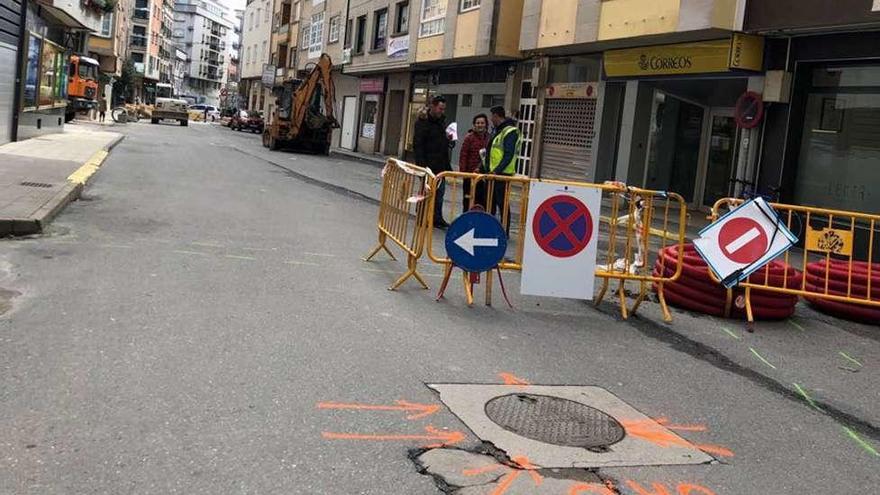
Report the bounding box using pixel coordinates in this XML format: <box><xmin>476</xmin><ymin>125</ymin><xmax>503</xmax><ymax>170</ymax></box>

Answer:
<box><xmin>604</xmin><ymin>34</ymin><xmax>764</xmax><ymax>77</ymax></box>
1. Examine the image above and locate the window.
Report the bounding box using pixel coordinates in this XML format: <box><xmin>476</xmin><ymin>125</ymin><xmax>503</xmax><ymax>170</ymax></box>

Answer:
<box><xmin>354</xmin><ymin>15</ymin><xmax>366</xmax><ymax>54</ymax></box>
<box><xmin>249</xmin><ymin>12</ymin><xmax>254</xmax><ymax>30</ymax></box>
<box><xmin>344</xmin><ymin>18</ymin><xmax>352</xmax><ymax>48</ymax></box>
<box><xmin>394</xmin><ymin>1</ymin><xmax>409</xmax><ymax>34</ymax></box>
<box><xmin>462</xmin><ymin>94</ymin><xmax>473</xmax><ymax>107</ymax></box>
<box><xmin>100</xmin><ymin>13</ymin><xmax>113</xmax><ymax>37</ymax></box>
<box><xmin>301</xmin><ymin>24</ymin><xmax>310</xmax><ymax>50</ymax></box>
<box><xmin>481</xmin><ymin>94</ymin><xmax>505</xmax><ymax>108</ymax></box>
<box><xmin>261</xmin><ymin>40</ymin><xmax>267</xmax><ymax>62</ymax></box>
<box><xmin>256</xmin><ymin>8</ymin><xmax>261</xmax><ymax>27</ymax></box>
<box><xmin>419</xmin><ymin>0</ymin><xmax>445</xmax><ymax>37</ymax></box>
<box><xmin>246</xmin><ymin>46</ymin><xmax>251</xmax><ymax>65</ymax></box>
<box><xmin>361</xmin><ymin>95</ymin><xmax>379</xmax><ymax>138</ymax></box>
<box><xmin>264</xmin><ymin>3</ymin><xmax>271</xmax><ymax>22</ymax></box>
<box><xmin>372</xmin><ymin>9</ymin><xmax>387</xmax><ymax>50</ymax></box>
<box><xmin>328</xmin><ymin>16</ymin><xmax>340</xmax><ymax>43</ymax></box>
<box><xmin>460</xmin><ymin>0</ymin><xmax>480</xmax><ymax>12</ymax></box>
<box><xmin>308</xmin><ymin>12</ymin><xmax>324</xmax><ymax>58</ymax></box>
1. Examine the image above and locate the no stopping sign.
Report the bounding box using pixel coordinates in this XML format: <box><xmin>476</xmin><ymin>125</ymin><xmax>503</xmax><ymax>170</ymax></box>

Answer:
<box><xmin>735</xmin><ymin>91</ymin><xmax>764</xmax><ymax>129</ymax></box>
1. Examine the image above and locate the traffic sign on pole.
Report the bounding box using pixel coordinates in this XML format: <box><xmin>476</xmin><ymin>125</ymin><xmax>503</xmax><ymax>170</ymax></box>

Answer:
<box><xmin>521</xmin><ymin>182</ymin><xmax>601</xmax><ymax>299</ymax></box>
<box><xmin>445</xmin><ymin>211</ymin><xmax>508</xmax><ymax>273</ymax></box>
<box><xmin>693</xmin><ymin>197</ymin><xmax>797</xmax><ymax>288</ymax></box>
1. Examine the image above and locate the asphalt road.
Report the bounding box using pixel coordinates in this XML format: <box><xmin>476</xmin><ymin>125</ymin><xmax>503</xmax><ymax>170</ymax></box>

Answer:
<box><xmin>1</xmin><ymin>121</ymin><xmax>878</xmax><ymax>494</ymax></box>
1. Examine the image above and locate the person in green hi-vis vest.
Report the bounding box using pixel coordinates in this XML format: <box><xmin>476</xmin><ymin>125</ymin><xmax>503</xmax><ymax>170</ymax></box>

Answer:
<box><xmin>481</xmin><ymin>106</ymin><xmax>522</xmax><ymax>230</ymax></box>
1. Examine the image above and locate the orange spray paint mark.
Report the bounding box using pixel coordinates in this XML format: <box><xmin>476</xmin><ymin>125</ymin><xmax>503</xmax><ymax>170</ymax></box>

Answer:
<box><xmin>677</xmin><ymin>483</ymin><xmax>718</xmax><ymax>495</ymax></box>
<box><xmin>321</xmin><ymin>425</ymin><xmax>465</xmax><ymax>448</ymax></box>
<box><xmin>498</xmin><ymin>372</ymin><xmax>530</xmax><ymax>387</ymax></box>
<box><xmin>463</xmin><ymin>455</ymin><xmax>542</xmax><ymax>495</ymax></box>
<box><xmin>620</xmin><ymin>418</ymin><xmax>734</xmax><ymax>458</ymax></box>
<box><xmin>316</xmin><ymin>400</ymin><xmax>441</xmax><ymax>420</ymax></box>
<box><xmin>568</xmin><ymin>483</ymin><xmax>616</xmax><ymax>495</ymax></box>
<box><xmin>626</xmin><ymin>480</ymin><xmax>674</xmax><ymax>495</ymax></box>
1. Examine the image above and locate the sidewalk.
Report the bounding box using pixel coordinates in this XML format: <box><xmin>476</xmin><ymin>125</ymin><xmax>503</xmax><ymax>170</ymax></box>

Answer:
<box><xmin>0</xmin><ymin>124</ymin><xmax>123</xmax><ymax>236</ymax></box>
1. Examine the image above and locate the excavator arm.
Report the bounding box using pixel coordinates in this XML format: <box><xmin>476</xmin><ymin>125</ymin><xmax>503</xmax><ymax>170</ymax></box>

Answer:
<box><xmin>290</xmin><ymin>53</ymin><xmax>337</xmax><ymax>137</ymax></box>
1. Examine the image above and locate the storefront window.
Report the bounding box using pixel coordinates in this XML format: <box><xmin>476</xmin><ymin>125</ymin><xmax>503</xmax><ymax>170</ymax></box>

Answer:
<box><xmin>23</xmin><ymin>34</ymin><xmax>41</xmax><ymax>109</ymax></box>
<box><xmin>548</xmin><ymin>56</ymin><xmax>601</xmax><ymax>83</ymax></box>
<box><xmin>39</xmin><ymin>41</ymin><xmax>63</xmax><ymax>107</ymax></box>
<box><xmin>794</xmin><ymin>66</ymin><xmax>880</xmax><ymax>213</ymax></box>
<box><xmin>361</xmin><ymin>95</ymin><xmax>379</xmax><ymax>138</ymax></box>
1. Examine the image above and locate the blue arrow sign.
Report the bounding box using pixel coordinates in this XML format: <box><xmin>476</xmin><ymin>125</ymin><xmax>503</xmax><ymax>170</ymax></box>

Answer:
<box><xmin>445</xmin><ymin>211</ymin><xmax>508</xmax><ymax>273</ymax></box>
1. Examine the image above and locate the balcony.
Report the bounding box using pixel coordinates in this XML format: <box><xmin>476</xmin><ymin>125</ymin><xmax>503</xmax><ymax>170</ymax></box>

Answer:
<box><xmin>130</xmin><ymin>35</ymin><xmax>148</xmax><ymax>48</ymax></box>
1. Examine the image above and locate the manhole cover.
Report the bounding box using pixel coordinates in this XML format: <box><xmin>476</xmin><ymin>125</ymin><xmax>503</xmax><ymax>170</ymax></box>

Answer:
<box><xmin>484</xmin><ymin>394</ymin><xmax>625</xmax><ymax>449</ymax></box>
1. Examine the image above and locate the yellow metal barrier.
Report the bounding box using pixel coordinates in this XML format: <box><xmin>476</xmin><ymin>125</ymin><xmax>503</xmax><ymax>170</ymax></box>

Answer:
<box><xmin>711</xmin><ymin>198</ymin><xmax>880</xmax><ymax>323</ymax></box>
<box><xmin>425</xmin><ymin>172</ymin><xmax>689</xmax><ymax>320</ymax></box>
<box><xmin>364</xmin><ymin>159</ymin><xmax>436</xmax><ymax>290</ymax></box>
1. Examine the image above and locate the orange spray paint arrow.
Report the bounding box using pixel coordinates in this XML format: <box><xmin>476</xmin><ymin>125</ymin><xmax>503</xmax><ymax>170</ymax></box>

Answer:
<box><xmin>317</xmin><ymin>400</ymin><xmax>441</xmax><ymax>420</ymax></box>
<box><xmin>498</xmin><ymin>372</ymin><xmax>530</xmax><ymax>388</ymax></box>
<box><xmin>463</xmin><ymin>455</ymin><xmax>542</xmax><ymax>495</ymax></box>
<box><xmin>322</xmin><ymin>425</ymin><xmax>466</xmax><ymax>448</ymax></box>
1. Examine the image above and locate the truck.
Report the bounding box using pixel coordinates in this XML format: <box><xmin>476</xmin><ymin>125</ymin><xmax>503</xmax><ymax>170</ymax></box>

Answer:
<box><xmin>66</xmin><ymin>55</ymin><xmax>100</xmax><ymax>122</ymax></box>
<box><xmin>262</xmin><ymin>53</ymin><xmax>338</xmax><ymax>154</ymax></box>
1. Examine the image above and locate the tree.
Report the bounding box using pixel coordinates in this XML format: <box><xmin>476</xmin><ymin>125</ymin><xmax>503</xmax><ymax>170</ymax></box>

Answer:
<box><xmin>113</xmin><ymin>59</ymin><xmax>139</xmax><ymax>105</ymax></box>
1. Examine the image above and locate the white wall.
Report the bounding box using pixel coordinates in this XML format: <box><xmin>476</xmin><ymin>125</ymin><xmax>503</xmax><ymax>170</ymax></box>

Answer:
<box><xmin>240</xmin><ymin>0</ymin><xmax>274</xmax><ymax>79</ymax></box>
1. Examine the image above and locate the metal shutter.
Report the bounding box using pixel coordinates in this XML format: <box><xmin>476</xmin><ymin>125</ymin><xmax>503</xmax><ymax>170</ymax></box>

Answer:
<box><xmin>0</xmin><ymin>0</ymin><xmax>21</xmax><ymax>144</ymax></box>
<box><xmin>539</xmin><ymin>98</ymin><xmax>597</xmax><ymax>181</ymax></box>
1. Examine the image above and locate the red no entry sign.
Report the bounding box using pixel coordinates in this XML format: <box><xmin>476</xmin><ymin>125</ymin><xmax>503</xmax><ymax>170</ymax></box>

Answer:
<box><xmin>718</xmin><ymin>217</ymin><xmax>768</xmax><ymax>264</ymax></box>
<box><xmin>532</xmin><ymin>195</ymin><xmax>593</xmax><ymax>258</ymax></box>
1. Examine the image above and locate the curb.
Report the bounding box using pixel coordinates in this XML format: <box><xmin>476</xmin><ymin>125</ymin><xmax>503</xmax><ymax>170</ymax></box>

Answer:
<box><xmin>0</xmin><ymin>134</ymin><xmax>124</xmax><ymax>237</ymax></box>
<box><xmin>329</xmin><ymin>149</ymin><xmax>387</xmax><ymax>169</ymax></box>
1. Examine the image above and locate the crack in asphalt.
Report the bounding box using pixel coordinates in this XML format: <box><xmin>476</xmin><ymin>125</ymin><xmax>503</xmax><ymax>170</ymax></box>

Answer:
<box><xmin>600</xmin><ymin>302</ymin><xmax>880</xmax><ymax>442</ymax></box>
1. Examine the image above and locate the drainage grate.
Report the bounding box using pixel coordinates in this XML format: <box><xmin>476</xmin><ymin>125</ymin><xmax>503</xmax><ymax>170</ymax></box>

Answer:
<box><xmin>484</xmin><ymin>394</ymin><xmax>625</xmax><ymax>449</ymax></box>
<box><xmin>19</xmin><ymin>181</ymin><xmax>54</xmax><ymax>188</ymax></box>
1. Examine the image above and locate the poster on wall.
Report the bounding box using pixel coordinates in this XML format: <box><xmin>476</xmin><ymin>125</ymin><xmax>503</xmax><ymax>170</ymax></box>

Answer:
<box><xmin>387</xmin><ymin>35</ymin><xmax>409</xmax><ymax>59</ymax></box>
<box><xmin>362</xmin><ymin>123</ymin><xmax>376</xmax><ymax>139</ymax></box>
<box><xmin>23</xmin><ymin>34</ymin><xmax>41</xmax><ymax>109</ymax></box>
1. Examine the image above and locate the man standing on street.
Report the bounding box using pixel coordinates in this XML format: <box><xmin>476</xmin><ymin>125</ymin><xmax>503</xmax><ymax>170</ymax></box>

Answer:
<box><xmin>483</xmin><ymin>106</ymin><xmax>522</xmax><ymax>225</ymax></box>
<box><xmin>413</xmin><ymin>95</ymin><xmax>454</xmax><ymax>228</ymax></box>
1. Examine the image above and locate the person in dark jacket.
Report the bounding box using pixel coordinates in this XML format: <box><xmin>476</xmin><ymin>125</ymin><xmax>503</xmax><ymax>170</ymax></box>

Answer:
<box><xmin>458</xmin><ymin>114</ymin><xmax>490</xmax><ymax>212</ymax></box>
<box><xmin>483</xmin><ymin>106</ymin><xmax>521</xmax><ymax>226</ymax></box>
<box><xmin>413</xmin><ymin>95</ymin><xmax>454</xmax><ymax>228</ymax></box>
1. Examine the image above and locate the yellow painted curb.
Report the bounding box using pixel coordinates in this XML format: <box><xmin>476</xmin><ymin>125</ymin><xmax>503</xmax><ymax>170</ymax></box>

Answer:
<box><xmin>67</xmin><ymin>149</ymin><xmax>109</xmax><ymax>186</ymax></box>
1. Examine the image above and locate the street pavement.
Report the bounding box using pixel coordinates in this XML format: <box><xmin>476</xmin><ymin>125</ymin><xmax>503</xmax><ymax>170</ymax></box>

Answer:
<box><xmin>0</xmin><ymin>121</ymin><xmax>878</xmax><ymax>494</ymax></box>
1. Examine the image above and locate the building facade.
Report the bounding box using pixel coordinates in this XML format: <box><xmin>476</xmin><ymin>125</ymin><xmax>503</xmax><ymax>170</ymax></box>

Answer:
<box><xmin>173</xmin><ymin>0</ymin><xmax>235</xmax><ymax>106</ymax></box>
<box><xmin>88</xmin><ymin>0</ymin><xmax>134</xmax><ymax>79</ymax></box>
<box><xmin>239</xmin><ymin>0</ymin><xmax>275</xmax><ymax>116</ymax></box>
<box><xmin>1</xmin><ymin>0</ymin><xmax>24</xmax><ymax>144</ymax></box>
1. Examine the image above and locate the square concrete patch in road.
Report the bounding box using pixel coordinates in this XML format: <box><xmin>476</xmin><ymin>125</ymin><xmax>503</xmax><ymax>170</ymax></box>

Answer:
<box><xmin>428</xmin><ymin>384</ymin><xmax>714</xmax><ymax>469</ymax></box>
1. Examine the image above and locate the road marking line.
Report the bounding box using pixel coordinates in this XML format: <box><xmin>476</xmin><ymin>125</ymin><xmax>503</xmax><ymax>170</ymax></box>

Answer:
<box><xmin>843</xmin><ymin>426</ymin><xmax>880</xmax><ymax>457</ymax></box>
<box><xmin>172</xmin><ymin>250</ymin><xmax>209</xmax><ymax>257</ymax></box>
<box><xmin>304</xmin><ymin>252</ymin><xmax>336</xmax><ymax>257</ymax></box>
<box><xmin>192</xmin><ymin>242</ymin><xmax>224</xmax><ymax>248</ymax></box>
<box><xmin>225</xmin><ymin>254</ymin><xmax>257</xmax><ymax>261</ymax></box>
<box><xmin>285</xmin><ymin>260</ymin><xmax>320</xmax><ymax>266</ymax></box>
<box><xmin>793</xmin><ymin>383</ymin><xmax>824</xmax><ymax>412</ymax></box>
<box><xmin>749</xmin><ymin>347</ymin><xmax>777</xmax><ymax>370</ymax></box>
<box><xmin>720</xmin><ymin>326</ymin><xmax>741</xmax><ymax>340</ymax></box>
<box><xmin>839</xmin><ymin>351</ymin><xmax>863</xmax><ymax>368</ymax></box>
<box><xmin>788</xmin><ymin>320</ymin><xmax>806</xmax><ymax>332</ymax></box>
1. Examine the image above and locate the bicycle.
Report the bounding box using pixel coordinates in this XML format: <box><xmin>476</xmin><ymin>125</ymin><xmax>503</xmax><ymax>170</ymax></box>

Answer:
<box><xmin>110</xmin><ymin>106</ymin><xmax>142</xmax><ymax>123</ymax></box>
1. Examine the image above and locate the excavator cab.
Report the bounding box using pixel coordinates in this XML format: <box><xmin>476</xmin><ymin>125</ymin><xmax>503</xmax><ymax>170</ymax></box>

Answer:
<box><xmin>263</xmin><ymin>54</ymin><xmax>338</xmax><ymax>154</ymax></box>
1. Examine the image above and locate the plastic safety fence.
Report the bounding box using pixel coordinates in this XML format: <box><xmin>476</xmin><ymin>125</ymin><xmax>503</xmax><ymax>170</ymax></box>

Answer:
<box><xmin>425</xmin><ymin>173</ymin><xmax>689</xmax><ymax>320</ymax></box>
<box><xmin>363</xmin><ymin>159</ymin><xmax>436</xmax><ymax>290</ymax></box>
<box><xmin>711</xmin><ymin>199</ymin><xmax>880</xmax><ymax>324</ymax></box>
<box><xmin>653</xmin><ymin>244</ymin><xmax>801</xmax><ymax>321</ymax></box>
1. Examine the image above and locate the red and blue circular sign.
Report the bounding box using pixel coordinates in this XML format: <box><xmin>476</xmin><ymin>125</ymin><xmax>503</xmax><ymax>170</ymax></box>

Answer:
<box><xmin>533</xmin><ymin>195</ymin><xmax>594</xmax><ymax>258</ymax></box>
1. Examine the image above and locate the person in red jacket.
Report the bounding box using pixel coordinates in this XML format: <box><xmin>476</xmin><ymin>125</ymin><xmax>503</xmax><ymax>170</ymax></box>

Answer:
<box><xmin>458</xmin><ymin>114</ymin><xmax>490</xmax><ymax>212</ymax></box>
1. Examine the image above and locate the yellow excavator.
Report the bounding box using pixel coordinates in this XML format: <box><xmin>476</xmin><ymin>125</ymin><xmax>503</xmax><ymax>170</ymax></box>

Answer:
<box><xmin>262</xmin><ymin>53</ymin><xmax>338</xmax><ymax>154</ymax></box>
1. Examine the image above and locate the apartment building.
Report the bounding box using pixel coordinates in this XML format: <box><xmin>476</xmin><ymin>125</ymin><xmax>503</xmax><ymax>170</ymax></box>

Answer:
<box><xmin>88</xmin><ymin>0</ymin><xmax>134</xmax><ymax>78</ymax></box>
<box><xmin>408</xmin><ymin>0</ymin><xmax>525</xmax><ymax>166</ymax></box>
<box><xmin>239</xmin><ymin>0</ymin><xmax>275</xmax><ymax>115</ymax></box>
<box><xmin>173</xmin><ymin>0</ymin><xmax>235</xmax><ymax>106</ymax></box>
<box><xmin>298</xmin><ymin>0</ymin><xmax>358</xmax><ymax>150</ymax></box>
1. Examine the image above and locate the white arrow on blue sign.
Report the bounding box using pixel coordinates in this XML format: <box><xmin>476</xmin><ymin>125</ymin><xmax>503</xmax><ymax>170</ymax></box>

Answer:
<box><xmin>445</xmin><ymin>211</ymin><xmax>508</xmax><ymax>273</ymax></box>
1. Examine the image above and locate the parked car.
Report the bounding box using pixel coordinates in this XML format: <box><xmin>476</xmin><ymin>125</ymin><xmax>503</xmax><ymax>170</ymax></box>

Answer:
<box><xmin>230</xmin><ymin>110</ymin><xmax>265</xmax><ymax>133</ymax></box>
<box><xmin>189</xmin><ymin>104</ymin><xmax>221</xmax><ymax>122</ymax></box>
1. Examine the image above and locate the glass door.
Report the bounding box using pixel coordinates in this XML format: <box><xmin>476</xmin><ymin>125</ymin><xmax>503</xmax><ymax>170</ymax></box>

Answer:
<box><xmin>700</xmin><ymin>109</ymin><xmax>739</xmax><ymax>209</ymax></box>
<box><xmin>644</xmin><ymin>91</ymin><xmax>706</xmax><ymax>204</ymax></box>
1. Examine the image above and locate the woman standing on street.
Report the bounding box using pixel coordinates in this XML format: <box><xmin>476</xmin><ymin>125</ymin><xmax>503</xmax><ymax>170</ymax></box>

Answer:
<box><xmin>458</xmin><ymin>114</ymin><xmax>490</xmax><ymax>212</ymax></box>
